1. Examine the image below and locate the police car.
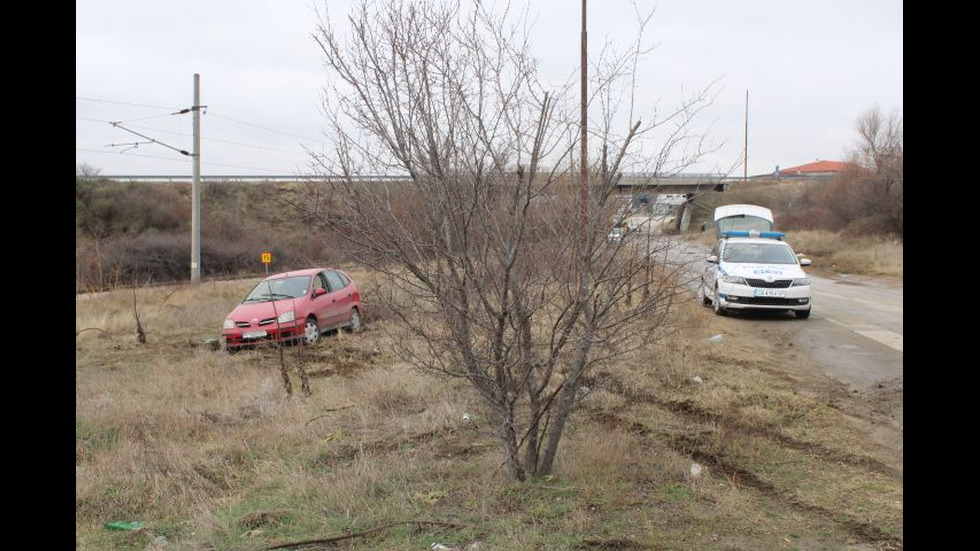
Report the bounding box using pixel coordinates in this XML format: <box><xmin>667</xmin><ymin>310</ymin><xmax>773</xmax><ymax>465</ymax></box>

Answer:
<box><xmin>701</xmin><ymin>230</ymin><xmax>812</xmax><ymax>319</ymax></box>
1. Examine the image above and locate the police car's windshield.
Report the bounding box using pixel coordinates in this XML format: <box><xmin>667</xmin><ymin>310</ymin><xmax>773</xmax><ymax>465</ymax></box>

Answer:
<box><xmin>723</xmin><ymin>242</ymin><xmax>798</xmax><ymax>264</ymax></box>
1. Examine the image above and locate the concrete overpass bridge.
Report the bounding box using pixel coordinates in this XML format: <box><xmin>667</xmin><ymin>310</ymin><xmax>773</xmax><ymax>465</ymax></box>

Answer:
<box><xmin>91</xmin><ymin>172</ymin><xmax>737</xmax><ymax>192</ymax></box>
<box><xmin>615</xmin><ymin>172</ymin><xmax>733</xmax><ymax>194</ymax></box>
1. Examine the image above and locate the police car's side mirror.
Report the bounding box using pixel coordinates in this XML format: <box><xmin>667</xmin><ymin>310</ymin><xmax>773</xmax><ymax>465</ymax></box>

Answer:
<box><xmin>799</xmin><ymin>258</ymin><xmax>812</xmax><ymax>266</ymax></box>
<box><xmin>707</xmin><ymin>255</ymin><xmax>719</xmax><ymax>264</ymax></box>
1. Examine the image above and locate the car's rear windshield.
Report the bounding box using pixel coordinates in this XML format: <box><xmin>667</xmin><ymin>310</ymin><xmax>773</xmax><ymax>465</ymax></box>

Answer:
<box><xmin>722</xmin><ymin>242</ymin><xmax>797</xmax><ymax>264</ymax></box>
<box><xmin>716</xmin><ymin>215</ymin><xmax>772</xmax><ymax>233</ymax></box>
<box><xmin>244</xmin><ymin>276</ymin><xmax>311</xmax><ymax>302</ymax></box>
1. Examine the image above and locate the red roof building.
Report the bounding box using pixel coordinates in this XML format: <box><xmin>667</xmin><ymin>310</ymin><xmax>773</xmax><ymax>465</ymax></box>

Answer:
<box><xmin>777</xmin><ymin>160</ymin><xmax>853</xmax><ymax>178</ymax></box>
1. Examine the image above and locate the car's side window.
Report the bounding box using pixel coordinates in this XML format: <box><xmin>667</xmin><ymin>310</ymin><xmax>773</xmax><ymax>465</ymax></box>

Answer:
<box><xmin>313</xmin><ymin>273</ymin><xmax>327</xmax><ymax>293</ymax></box>
<box><xmin>711</xmin><ymin>243</ymin><xmax>720</xmax><ymax>258</ymax></box>
<box><xmin>325</xmin><ymin>271</ymin><xmax>346</xmax><ymax>292</ymax></box>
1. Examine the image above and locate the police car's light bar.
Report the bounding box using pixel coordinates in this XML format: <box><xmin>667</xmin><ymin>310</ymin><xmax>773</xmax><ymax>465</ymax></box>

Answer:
<box><xmin>720</xmin><ymin>230</ymin><xmax>786</xmax><ymax>240</ymax></box>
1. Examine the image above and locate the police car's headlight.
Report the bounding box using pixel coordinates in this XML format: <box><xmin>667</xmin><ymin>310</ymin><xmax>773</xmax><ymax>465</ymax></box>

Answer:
<box><xmin>223</xmin><ymin>318</ymin><xmax>235</xmax><ymax>330</ymax></box>
<box><xmin>792</xmin><ymin>277</ymin><xmax>811</xmax><ymax>286</ymax></box>
<box><xmin>722</xmin><ymin>275</ymin><xmax>747</xmax><ymax>285</ymax></box>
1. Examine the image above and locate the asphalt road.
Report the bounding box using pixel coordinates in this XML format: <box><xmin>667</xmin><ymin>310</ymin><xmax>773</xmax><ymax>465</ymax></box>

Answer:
<box><xmin>666</xmin><ymin>235</ymin><xmax>904</xmax><ymax>472</ymax></box>
<box><xmin>795</xmin><ymin>273</ymin><xmax>903</xmax><ymax>388</ymax></box>
<box><xmin>669</xmin><ymin>236</ymin><xmax>903</xmax><ymax>390</ymax></box>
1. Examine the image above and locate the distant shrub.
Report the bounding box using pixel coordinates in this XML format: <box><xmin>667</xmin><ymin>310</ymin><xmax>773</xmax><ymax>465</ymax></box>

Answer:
<box><xmin>76</xmin><ymin>234</ymin><xmax>305</xmax><ymax>290</ymax></box>
<box><xmin>779</xmin><ymin>167</ymin><xmax>902</xmax><ymax>236</ymax></box>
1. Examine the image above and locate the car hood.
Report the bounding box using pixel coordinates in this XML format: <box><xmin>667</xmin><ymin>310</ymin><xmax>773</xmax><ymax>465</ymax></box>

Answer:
<box><xmin>719</xmin><ymin>262</ymin><xmax>806</xmax><ymax>280</ymax></box>
<box><xmin>227</xmin><ymin>298</ymin><xmax>300</xmax><ymax>322</ymax></box>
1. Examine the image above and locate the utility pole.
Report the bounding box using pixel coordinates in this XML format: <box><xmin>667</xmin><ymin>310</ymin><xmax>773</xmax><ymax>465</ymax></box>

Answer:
<box><xmin>191</xmin><ymin>73</ymin><xmax>202</xmax><ymax>283</ymax></box>
<box><xmin>743</xmin><ymin>89</ymin><xmax>748</xmax><ymax>183</ymax></box>
<box><xmin>580</xmin><ymin>0</ymin><xmax>588</xmax><ymax>235</ymax></box>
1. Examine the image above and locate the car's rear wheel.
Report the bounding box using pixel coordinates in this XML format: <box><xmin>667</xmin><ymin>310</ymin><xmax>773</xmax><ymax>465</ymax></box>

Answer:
<box><xmin>347</xmin><ymin>308</ymin><xmax>362</xmax><ymax>332</ymax></box>
<box><xmin>713</xmin><ymin>286</ymin><xmax>726</xmax><ymax>316</ymax></box>
<box><xmin>303</xmin><ymin>317</ymin><xmax>320</xmax><ymax>345</ymax></box>
<box><xmin>794</xmin><ymin>308</ymin><xmax>811</xmax><ymax>320</ymax></box>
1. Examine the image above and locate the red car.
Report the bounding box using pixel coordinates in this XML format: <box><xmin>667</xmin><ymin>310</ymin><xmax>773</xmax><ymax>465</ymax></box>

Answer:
<box><xmin>222</xmin><ymin>268</ymin><xmax>362</xmax><ymax>349</ymax></box>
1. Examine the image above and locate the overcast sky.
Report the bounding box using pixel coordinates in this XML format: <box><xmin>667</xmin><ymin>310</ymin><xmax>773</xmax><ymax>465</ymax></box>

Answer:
<box><xmin>76</xmin><ymin>0</ymin><xmax>903</xmax><ymax>177</ymax></box>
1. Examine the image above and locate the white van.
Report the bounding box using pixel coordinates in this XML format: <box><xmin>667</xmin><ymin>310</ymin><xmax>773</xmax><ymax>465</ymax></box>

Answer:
<box><xmin>714</xmin><ymin>204</ymin><xmax>774</xmax><ymax>234</ymax></box>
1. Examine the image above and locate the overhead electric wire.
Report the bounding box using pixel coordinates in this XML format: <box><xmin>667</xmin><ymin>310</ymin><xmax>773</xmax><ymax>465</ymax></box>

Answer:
<box><xmin>75</xmin><ymin>148</ymin><xmax>191</xmax><ymax>164</ymax></box>
<box><xmin>203</xmin><ymin>137</ymin><xmax>307</xmax><ymax>155</ymax></box>
<box><xmin>208</xmin><ymin>112</ymin><xmax>323</xmax><ymax>144</ymax></box>
<box><xmin>201</xmin><ymin>161</ymin><xmax>291</xmax><ymax>173</ymax></box>
<box><xmin>115</xmin><ymin>112</ymin><xmax>179</xmax><ymax>124</ymax></box>
<box><xmin>109</xmin><ymin>122</ymin><xmax>191</xmax><ymax>156</ymax></box>
<box><xmin>76</xmin><ymin>95</ymin><xmax>180</xmax><ymax>110</ymax></box>
<box><xmin>121</xmin><ymin>124</ymin><xmax>187</xmax><ymax>137</ymax></box>
<box><xmin>79</xmin><ymin>104</ymin><xmax>315</xmax><ymax>171</ymax></box>
<box><xmin>81</xmin><ymin>118</ymin><xmax>306</xmax><ymax>155</ymax></box>
<box><xmin>77</xmin><ymin>148</ymin><xmax>290</xmax><ymax>173</ymax></box>
<box><xmin>127</xmin><ymin>124</ymin><xmax>306</xmax><ymax>155</ymax></box>
<box><xmin>77</xmin><ymin>96</ymin><xmax>321</xmax><ymax>145</ymax></box>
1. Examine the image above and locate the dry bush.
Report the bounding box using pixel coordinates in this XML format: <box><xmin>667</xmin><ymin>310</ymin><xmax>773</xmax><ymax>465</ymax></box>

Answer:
<box><xmin>781</xmin><ymin>107</ymin><xmax>903</xmax><ymax>236</ymax></box>
<box><xmin>789</xmin><ymin>230</ymin><xmax>903</xmax><ymax>278</ymax></box>
<box><xmin>75</xmin><ymin>180</ymin><xmax>354</xmax><ymax>291</ymax></box>
<box><xmin>76</xmin><ymin>180</ymin><xmax>189</xmax><ymax>238</ymax></box>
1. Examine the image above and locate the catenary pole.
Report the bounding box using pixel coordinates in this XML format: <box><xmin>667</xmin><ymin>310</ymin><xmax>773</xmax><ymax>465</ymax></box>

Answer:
<box><xmin>191</xmin><ymin>74</ymin><xmax>202</xmax><ymax>283</ymax></box>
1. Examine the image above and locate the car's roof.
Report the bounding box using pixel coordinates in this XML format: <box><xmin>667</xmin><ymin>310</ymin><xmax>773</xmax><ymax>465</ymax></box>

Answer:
<box><xmin>264</xmin><ymin>268</ymin><xmax>327</xmax><ymax>280</ymax></box>
<box><xmin>714</xmin><ymin>204</ymin><xmax>774</xmax><ymax>222</ymax></box>
<box><xmin>723</xmin><ymin>237</ymin><xmax>791</xmax><ymax>246</ymax></box>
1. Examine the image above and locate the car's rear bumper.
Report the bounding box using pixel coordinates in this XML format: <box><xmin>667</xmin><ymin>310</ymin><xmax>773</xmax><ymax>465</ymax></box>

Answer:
<box><xmin>222</xmin><ymin>321</ymin><xmax>304</xmax><ymax>348</ymax></box>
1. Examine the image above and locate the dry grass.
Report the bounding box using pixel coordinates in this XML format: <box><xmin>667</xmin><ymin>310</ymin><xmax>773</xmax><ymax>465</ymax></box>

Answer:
<box><xmin>789</xmin><ymin>230</ymin><xmax>903</xmax><ymax>279</ymax></box>
<box><xmin>77</xmin><ymin>277</ymin><xmax>901</xmax><ymax>550</ymax></box>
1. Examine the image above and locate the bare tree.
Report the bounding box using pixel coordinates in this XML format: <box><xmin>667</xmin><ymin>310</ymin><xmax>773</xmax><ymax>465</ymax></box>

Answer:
<box><xmin>855</xmin><ymin>105</ymin><xmax>903</xmax><ymax>175</ymax></box>
<box><xmin>851</xmin><ymin>105</ymin><xmax>903</xmax><ymax>235</ymax></box>
<box><xmin>76</xmin><ymin>162</ymin><xmax>102</xmax><ymax>179</ymax></box>
<box><xmin>297</xmin><ymin>0</ymin><xmax>712</xmax><ymax>479</ymax></box>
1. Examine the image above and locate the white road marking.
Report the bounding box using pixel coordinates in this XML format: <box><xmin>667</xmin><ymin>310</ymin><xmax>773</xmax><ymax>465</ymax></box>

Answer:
<box><xmin>817</xmin><ymin>291</ymin><xmax>904</xmax><ymax>314</ymax></box>
<box><xmin>854</xmin><ymin>330</ymin><xmax>904</xmax><ymax>352</ymax></box>
<box><xmin>822</xmin><ymin>316</ymin><xmax>903</xmax><ymax>353</ymax></box>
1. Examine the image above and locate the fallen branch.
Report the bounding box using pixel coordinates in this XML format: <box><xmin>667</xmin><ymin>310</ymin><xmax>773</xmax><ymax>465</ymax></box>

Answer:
<box><xmin>265</xmin><ymin>520</ymin><xmax>465</xmax><ymax>550</ymax></box>
<box><xmin>133</xmin><ymin>287</ymin><xmax>146</xmax><ymax>345</ymax></box>
<box><xmin>304</xmin><ymin>405</ymin><xmax>356</xmax><ymax>427</ymax></box>
<box><xmin>76</xmin><ymin>327</ymin><xmax>109</xmax><ymax>338</ymax></box>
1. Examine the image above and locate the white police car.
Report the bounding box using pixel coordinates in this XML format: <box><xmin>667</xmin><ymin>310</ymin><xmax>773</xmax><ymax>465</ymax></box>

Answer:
<box><xmin>701</xmin><ymin>230</ymin><xmax>812</xmax><ymax>319</ymax></box>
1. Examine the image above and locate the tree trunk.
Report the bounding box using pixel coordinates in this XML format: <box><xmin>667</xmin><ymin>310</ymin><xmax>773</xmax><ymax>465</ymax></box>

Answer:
<box><xmin>495</xmin><ymin>406</ymin><xmax>526</xmax><ymax>481</ymax></box>
<box><xmin>524</xmin><ymin>386</ymin><xmax>541</xmax><ymax>475</ymax></box>
<box><xmin>538</xmin><ymin>333</ymin><xmax>593</xmax><ymax>474</ymax></box>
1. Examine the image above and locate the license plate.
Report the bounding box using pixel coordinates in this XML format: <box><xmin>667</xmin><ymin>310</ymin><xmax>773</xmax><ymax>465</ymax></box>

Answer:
<box><xmin>754</xmin><ymin>289</ymin><xmax>786</xmax><ymax>297</ymax></box>
<box><xmin>243</xmin><ymin>330</ymin><xmax>268</xmax><ymax>339</ymax></box>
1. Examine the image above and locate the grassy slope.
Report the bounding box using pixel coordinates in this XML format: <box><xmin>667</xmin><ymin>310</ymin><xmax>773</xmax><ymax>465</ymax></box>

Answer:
<box><xmin>76</xmin><ymin>280</ymin><xmax>902</xmax><ymax>550</ymax></box>
<box><xmin>75</xmin><ymin>181</ymin><xmax>337</xmax><ymax>291</ymax></box>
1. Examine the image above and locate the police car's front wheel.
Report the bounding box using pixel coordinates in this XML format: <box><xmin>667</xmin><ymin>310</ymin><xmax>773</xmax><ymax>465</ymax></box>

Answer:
<box><xmin>794</xmin><ymin>308</ymin><xmax>811</xmax><ymax>320</ymax></box>
<box><xmin>712</xmin><ymin>286</ymin><xmax>726</xmax><ymax>316</ymax></box>
<box><xmin>700</xmin><ymin>279</ymin><xmax>712</xmax><ymax>306</ymax></box>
